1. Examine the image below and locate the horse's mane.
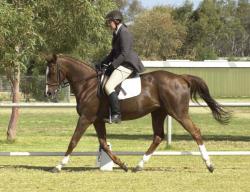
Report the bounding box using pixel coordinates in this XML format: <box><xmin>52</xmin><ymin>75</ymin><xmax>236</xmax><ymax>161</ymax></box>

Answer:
<box><xmin>58</xmin><ymin>54</ymin><xmax>95</xmax><ymax>72</ymax></box>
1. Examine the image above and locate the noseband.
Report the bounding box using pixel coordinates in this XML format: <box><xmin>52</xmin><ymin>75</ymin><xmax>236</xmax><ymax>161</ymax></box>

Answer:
<box><xmin>46</xmin><ymin>61</ymin><xmax>69</xmax><ymax>90</ymax></box>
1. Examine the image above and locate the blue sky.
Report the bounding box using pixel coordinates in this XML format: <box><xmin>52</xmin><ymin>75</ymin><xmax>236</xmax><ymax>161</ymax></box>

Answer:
<box><xmin>140</xmin><ymin>0</ymin><xmax>202</xmax><ymax>9</ymax></box>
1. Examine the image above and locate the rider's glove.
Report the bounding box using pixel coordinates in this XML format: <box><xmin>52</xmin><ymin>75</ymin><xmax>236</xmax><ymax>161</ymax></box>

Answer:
<box><xmin>95</xmin><ymin>63</ymin><xmax>110</xmax><ymax>71</ymax></box>
<box><xmin>95</xmin><ymin>63</ymin><xmax>102</xmax><ymax>70</ymax></box>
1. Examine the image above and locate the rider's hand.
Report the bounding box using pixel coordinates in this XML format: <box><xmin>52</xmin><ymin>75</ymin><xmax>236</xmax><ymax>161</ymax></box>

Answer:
<box><xmin>95</xmin><ymin>63</ymin><xmax>110</xmax><ymax>71</ymax></box>
<box><xmin>106</xmin><ymin>64</ymin><xmax>114</xmax><ymax>71</ymax></box>
<box><xmin>105</xmin><ymin>64</ymin><xmax>114</xmax><ymax>76</ymax></box>
<box><xmin>95</xmin><ymin>63</ymin><xmax>102</xmax><ymax>70</ymax></box>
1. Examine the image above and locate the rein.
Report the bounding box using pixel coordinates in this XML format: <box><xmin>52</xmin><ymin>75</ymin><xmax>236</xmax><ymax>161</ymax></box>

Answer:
<box><xmin>46</xmin><ymin>61</ymin><xmax>69</xmax><ymax>89</ymax></box>
<box><xmin>46</xmin><ymin>61</ymin><xmax>103</xmax><ymax>90</ymax></box>
<box><xmin>85</xmin><ymin>70</ymin><xmax>103</xmax><ymax>82</ymax></box>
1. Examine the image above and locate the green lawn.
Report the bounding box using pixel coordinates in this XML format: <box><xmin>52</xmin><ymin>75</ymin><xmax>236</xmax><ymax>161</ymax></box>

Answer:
<box><xmin>0</xmin><ymin>106</ymin><xmax>250</xmax><ymax>192</ymax></box>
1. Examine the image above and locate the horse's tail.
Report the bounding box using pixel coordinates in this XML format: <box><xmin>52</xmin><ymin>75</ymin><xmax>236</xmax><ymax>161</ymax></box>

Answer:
<box><xmin>182</xmin><ymin>74</ymin><xmax>231</xmax><ymax>124</ymax></box>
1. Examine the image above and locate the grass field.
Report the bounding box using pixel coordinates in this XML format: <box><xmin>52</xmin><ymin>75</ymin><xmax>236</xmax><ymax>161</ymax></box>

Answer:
<box><xmin>0</xmin><ymin>104</ymin><xmax>250</xmax><ymax>192</ymax></box>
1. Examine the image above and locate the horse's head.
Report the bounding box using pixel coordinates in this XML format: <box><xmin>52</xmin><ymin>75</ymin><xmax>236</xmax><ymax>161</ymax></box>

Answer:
<box><xmin>45</xmin><ymin>54</ymin><xmax>67</xmax><ymax>98</ymax></box>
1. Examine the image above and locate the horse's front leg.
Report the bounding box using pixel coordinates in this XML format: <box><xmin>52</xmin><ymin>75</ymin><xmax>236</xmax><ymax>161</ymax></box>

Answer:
<box><xmin>52</xmin><ymin>115</ymin><xmax>91</xmax><ymax>173</ymax></box>
<box><xmin>94</xmin><ymin>120</ymin><xmax>128</xmax><ymax>172</ymax></box>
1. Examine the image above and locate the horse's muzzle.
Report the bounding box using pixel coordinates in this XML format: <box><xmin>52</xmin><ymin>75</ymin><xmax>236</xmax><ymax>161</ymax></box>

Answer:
<box><xmin>44</xmin><ymin>91</ymin><xmax>51</xmax><ymax>97</ymax></box>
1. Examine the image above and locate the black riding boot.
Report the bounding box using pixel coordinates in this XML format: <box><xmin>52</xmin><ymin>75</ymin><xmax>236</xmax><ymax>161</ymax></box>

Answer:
<box><xmin>104</xmin><ymin>92</ymin><xmax>121</xmax><ymax>124</ymax></box>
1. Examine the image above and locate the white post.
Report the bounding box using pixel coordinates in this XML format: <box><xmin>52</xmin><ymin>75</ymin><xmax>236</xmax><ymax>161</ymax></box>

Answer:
<box><xmin>167</xmin><ymin>115</ymin><xmax>172</xmax><ymax>145</ymax></box>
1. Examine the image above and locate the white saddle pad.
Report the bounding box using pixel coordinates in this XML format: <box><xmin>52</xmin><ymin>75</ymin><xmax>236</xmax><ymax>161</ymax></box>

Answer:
<box><xmin>118</xmin><ymin>76</ymin><xmax>141</xmax><ymax>100</ymax></box>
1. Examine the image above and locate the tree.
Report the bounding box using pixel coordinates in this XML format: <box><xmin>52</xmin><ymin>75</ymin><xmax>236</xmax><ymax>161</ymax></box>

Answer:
<box><xmin>184</xmin><ymin>0</ymin><xmax>223</xmax><ymax>60</ymax></box>
<box><xmin>33</xmin><ymin>0</ymin><xmax>116</xmax><ymax>62</ymax></box>
<box><xmin>0</xmin><ymin>1</ymin><xmax>43</xmax><ymax>141</ymax></box>
<box><xmin>114</xmin><ymin>0</ymin><xmax>129</xmax><ymax>11</ymax></box>
<box><xmin>127</xmin><ymin>0</ymin><xmax>144</xmax><ymax>21</ymax></box>
<box><xmin>131</xmin><ymin>7</ymin><xmax>186</xmax><ymax>60</ymax></box>
<box><xmin>182</xmin><ymin>0</ymin><xmax>249</xmax><ymax>59</ymax></box>
<box><xmin>172</xmin><ymin>0</ymin><xmax>193</xmax><ymax>58</ymax></box>
<box><xmin>237</xmin><ymin>0</ymin><xmax>250</xmax><ymax>56</ymax></box>
<box><xmin>216</xmin><ymin>0</ymin><xmax>248</xmax><ymax>57</ymax></box>
<box><xmin>172</xmin><ymin>0</ymin><xmax>193</xmax><ymax>24</ymax></box>
<box><xmin>114</xmin><ymin>0</ymin><xmax>144</xmax><ymax>22</ymax></box>
<box><xmin>0</xmin><ymin>0</ymin><xmax>116</xmax><ymax>141</ymax></box>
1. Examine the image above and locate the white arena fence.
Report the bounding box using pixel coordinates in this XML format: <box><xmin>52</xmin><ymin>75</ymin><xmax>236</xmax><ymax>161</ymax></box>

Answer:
<box><xmin>1</xmin><ymin>102</ymin><xmax>250</xmax><ymax>144</ymax></box>
<box><xmin>142</xmin><ymin>60</ymin><xmax>250</xmax><ymax>68</ymax></box>
<box><xmin>1</xmin><ymin>60</ymin><xmax>250</xmax><ymax>157</ymax></box>
<box><xmin>0</xmin><ymin>151</ymin><xmax>250</xmax><ymax>156</ymax></box>
<box><xmin>0</xmin><ymin>102</ymin><xmax>250</xmax><ymax>156</ymax></box>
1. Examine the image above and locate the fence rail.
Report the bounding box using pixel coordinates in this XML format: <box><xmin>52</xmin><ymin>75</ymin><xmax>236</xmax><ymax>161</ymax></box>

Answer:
<box><xmin>1</xmin><ymin>102</ymin><xmax>250</xmax><ymax>144</ymax></box>
<box><xmin>1</xmin><ymin>151</ymin><xmax>250</xmax><ymax>157</ymax></box>
<box><xmin>142</xmin><ymin>60</ymin><xmax>250</xmax><ymax>68</ymax></box>
<box><xmin>1</xmin><ymin>102</ymin><xmax>250</xmax><ymax>157</ymax></box>
<box><xmin>1</xmin><ymin>102</ymin><xmax>250</xmax><ymax>108</ymax></box>
<box><xmin>0</xmin><ymin>103</ymin><xmax>76</xmax><ymax>108</ymax></box>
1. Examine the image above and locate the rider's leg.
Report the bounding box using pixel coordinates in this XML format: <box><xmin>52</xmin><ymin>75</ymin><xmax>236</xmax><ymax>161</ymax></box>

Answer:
<box><xmin>102</xmin><ymin>75</ymin><xmax>109</xmax><ymax>90</ymax></box>
<box><xmin>104</xmin><ymin>65</ymin><xmax>132</xmax><ymax>123</ymax></box>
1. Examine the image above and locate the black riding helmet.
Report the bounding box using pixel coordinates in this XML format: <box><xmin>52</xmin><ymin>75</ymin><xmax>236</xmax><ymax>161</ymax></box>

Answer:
<box><xmin>105</xmin><ymin>10</ymin><xmax>123</xmax><ymax>23</ymax></box>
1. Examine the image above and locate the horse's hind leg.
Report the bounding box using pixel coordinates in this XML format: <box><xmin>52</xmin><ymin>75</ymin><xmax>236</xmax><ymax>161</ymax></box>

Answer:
<box><xmin>133</xmin><ymin>109</ymin><xmax>166</xmax><ymax>172</ymax></box>
<box><xmin>176</xmin><ymin>115</ymin><xmax>214</xmax><ymax>172</ymax></box>
<box><xmin>94</xmin><ymin>120</ymin><xmax>128</xmax><ymax>172</ymax></box>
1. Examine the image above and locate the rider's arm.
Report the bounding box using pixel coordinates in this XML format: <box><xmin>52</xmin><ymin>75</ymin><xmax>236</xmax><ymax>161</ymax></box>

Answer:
<box><xmin>101</xmin><ymin>48</ymin><xmax>115</xmax><ymax>65</ymax></box>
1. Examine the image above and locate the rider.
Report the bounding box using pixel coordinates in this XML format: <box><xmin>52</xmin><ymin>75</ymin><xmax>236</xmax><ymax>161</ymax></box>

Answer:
<box><xmin>97</xmin><ymin>10</ymin><xmax>144</xmax><ymax>124</ymax></box>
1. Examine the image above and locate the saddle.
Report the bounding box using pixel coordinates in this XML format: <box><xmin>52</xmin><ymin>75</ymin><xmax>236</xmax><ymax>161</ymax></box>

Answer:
<box><xmin>117</xmin><ymin>74</ymin><xmax>141</xmax><ymax>100</ymax></box>
<box><xmin>98</xmin><ymin>72</ymin><xmax>142</xmax><ymax>100</ymax></box>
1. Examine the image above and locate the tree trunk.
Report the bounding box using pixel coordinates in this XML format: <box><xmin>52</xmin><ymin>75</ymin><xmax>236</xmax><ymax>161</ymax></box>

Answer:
<box><xmin>7</xmin><ymin>67</ymin><xmax>20</xmax><ymax>141</ymax></box>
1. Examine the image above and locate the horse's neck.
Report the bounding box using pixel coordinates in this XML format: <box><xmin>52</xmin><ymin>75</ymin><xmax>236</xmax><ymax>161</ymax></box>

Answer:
<box><xmin>60</xmin><ymin>58</ymin><xmax>96</xmax><ymax>99</ymax></box>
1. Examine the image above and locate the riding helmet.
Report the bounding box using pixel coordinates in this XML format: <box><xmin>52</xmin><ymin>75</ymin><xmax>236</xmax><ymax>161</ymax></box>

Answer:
<box><xmin>105</xmin><ymin>10</ymin><xmax>123</xmax><ymax>22</ymax></box>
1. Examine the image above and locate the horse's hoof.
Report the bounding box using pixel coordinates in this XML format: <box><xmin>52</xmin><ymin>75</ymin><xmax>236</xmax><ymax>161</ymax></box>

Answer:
<box><xmin>132</xmin><ymin>166</ymin><xmax>143</xmax><ymax>173</ymax></box>
<box><xmin>207</xmin><ymin>165</ymin><xmax>214</xmax><ymax>173</ymax></box>
<box><xmin>51</xmin><ymin>167</ymin><xmax>61</xmax><ymax>173</ymax></box>
<box><xmin>121</xmin><ymin>163</ymin><xmax>128</xmax><ymax>172</ymax></box>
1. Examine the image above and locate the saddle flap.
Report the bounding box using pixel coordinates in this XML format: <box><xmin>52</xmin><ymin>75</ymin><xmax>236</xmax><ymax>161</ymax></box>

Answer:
<box><xmin>118</xmin><ymin>75</ymin><xmax>141</xmax><ymax>100</ymax></box>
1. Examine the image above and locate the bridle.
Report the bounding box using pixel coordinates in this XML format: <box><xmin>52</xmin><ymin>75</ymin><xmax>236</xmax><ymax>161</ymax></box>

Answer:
<box><xmin>45</xmin><ymin>60</ymin><xmax>103</xmax><ymax>94</ymax></box>
<box><xmin>45</xmin><ymin>61</ymin><xmax>69</xmax><ymax>94</ymax></box>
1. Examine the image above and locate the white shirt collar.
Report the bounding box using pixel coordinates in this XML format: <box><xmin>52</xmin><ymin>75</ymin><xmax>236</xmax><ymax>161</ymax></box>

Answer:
<box><xmin>115</xmin><ymin>23</ymin><xmax>122</xmax><ymax>35</ymax></box>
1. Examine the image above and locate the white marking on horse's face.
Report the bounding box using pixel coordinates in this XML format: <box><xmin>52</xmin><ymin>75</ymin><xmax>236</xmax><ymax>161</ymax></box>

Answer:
<box><xmin>46</xmin><ymin>66</ymin><xmax>49</xmax><ymax>76</ymax></box>
<box><xmin>45</xmin><ymin>66</ymin><xmax>49</xmax><ymax>95</ymax></box>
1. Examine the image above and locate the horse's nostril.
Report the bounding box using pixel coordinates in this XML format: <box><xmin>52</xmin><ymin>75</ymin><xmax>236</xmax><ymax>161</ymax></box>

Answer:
<box><xmin>46</xmin><ymin>91</ymin><xmax>52</xmax><ymax>96</ymax></box>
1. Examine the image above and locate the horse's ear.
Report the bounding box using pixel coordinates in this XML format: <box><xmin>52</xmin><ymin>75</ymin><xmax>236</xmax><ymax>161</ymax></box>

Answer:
<box><xmin>52</xmin><ymin>53</ymin><xmax>57</xmax><ymax>63</ymax></box>
<box><xmin>45</xmin><ymin>53</ymin><xmax>57</xmax><ymax>63</ymax></box>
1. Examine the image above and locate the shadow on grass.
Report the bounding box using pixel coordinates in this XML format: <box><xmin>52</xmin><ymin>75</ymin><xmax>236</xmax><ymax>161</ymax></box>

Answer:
<box><xmin>175</xmin><ymin>134</ymin><xmax>250</xmax><ymax>142</ymax></box>
<box><xmin>0</xmin><ymin>165</ymin><xmax>99</xmax><ymax>172</ymax></box>
<box><xmin>0</xmin><ymin>140</ymin><xmax>16</xmax><ymax>144</ymax></box>
<box><xmin>87</xmin><ymin>133</ymin><xmax>250</xmax><ymax>142</ymax></box>
<box><xmin>0</xmin><ymin>164</ymin><xmax>203</xmax><ymax>173</ymax></box>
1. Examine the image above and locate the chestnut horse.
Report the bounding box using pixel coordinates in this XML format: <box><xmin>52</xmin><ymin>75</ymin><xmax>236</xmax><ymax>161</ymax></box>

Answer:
<box><xmin>45</xmin><ymin>54</ymin><xmax>230</xmax><ymax>173</ymax></box>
